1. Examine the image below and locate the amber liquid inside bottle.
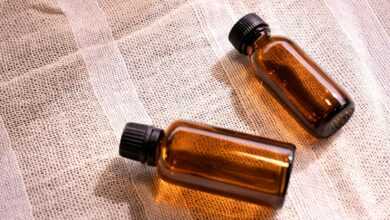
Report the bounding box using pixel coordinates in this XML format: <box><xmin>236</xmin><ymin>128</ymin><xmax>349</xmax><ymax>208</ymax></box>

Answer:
<box><xmin>156</xmin><ymin>120</ymin><xmax>295</xmax><ymax>208</ymax></box>
<box><xmin>247</xmin><ymin>35</ymin><xmax>354</xmax><ymax>138</ymax></box>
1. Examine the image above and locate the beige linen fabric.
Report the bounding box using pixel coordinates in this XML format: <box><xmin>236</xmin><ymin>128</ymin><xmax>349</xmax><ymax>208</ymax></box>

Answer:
<box><xmin>0</xmin><ymin>0</ymin><xmax>389</xmax><ymax>219</ymax></box>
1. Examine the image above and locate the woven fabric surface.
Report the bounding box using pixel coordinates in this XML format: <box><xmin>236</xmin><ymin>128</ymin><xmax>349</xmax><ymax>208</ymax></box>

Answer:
<box><xmin>0</xmin><ymin>0</ymin><xmax>389</xmax><ymax>219</ymax></box>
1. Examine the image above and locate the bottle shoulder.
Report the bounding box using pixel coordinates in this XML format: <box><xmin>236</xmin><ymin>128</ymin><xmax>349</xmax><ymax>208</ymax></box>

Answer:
<box><xmin>267</xmin><ymin>35</ymin><xmax>295</xmax><ymax>44</ymax></box>
<box><xmin>165</xmin><ymin>120</ymin><xmax>204</xmax><ymax>136</ymax></box>
<box><xmin>253</xmin><ymin>35</ymin><xmax>296</xmax><ymax>53</ymax></box>
<box><xmin>164</xmin><ymin>120</ymin><xmax>218</xmax><ymax>146</ymax></box>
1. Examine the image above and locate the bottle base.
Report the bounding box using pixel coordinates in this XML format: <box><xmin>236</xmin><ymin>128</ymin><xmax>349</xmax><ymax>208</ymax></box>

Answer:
<box><xmin>314</xmin><ymin>102</ymin><xmax>355</xmax><ymax>138</ymax></box>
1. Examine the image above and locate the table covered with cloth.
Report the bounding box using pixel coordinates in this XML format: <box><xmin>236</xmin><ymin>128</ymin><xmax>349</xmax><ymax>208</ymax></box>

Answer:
<box><xmin>1</xmin><ymin>0</ymin><xmax>389</xmax><ymax>219</ymax></box>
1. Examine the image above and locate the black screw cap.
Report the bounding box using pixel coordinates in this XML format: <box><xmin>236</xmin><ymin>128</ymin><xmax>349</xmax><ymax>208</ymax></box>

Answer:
<box><xmin>228</xmin><ymin>13</ymin><xmax>270</xmax><ymax>55</ymax></box>
<box><xmin>119</xmin><ymin>122</ymin><xmax>164</xmax><ymax>166</ymax></box>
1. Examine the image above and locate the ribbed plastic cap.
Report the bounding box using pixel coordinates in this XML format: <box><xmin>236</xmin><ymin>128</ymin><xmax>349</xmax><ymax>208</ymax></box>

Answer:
<box><xmin>119</xmin><ymin>122</ymin><xmax>164</xmax><ymax>166</ymax></box>
<box><xmin>228</xmin><ymin>13</ymin><xmax>270</xmax><ymax>55</ymax></box>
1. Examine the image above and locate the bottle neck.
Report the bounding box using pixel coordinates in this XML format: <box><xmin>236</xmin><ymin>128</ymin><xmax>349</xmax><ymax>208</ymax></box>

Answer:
<box><xmin>145</xmin><ymin>128</ymin><xmax>165</xmax><ymax>166</ymax></box>
<box><xmin>152</xmin><ymin>138</ymin><xmax>165</xmax><ymax>167</ymax></box>
<box><xmin>245</xmin><ymin>30</ymin><xmax>270</xmax><ymax>55</ymax></box>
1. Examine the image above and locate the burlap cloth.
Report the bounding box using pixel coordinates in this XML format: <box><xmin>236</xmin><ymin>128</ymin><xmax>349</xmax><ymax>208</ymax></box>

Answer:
<box><xmin>1</xmin><ymin>0</ymin><xmax>389</xmax><ymax>219</ymax></box>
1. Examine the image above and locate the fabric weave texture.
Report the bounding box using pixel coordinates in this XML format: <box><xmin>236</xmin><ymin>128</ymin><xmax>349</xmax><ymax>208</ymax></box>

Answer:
<box><xmin>0</xmin><ymin>0</ymin><xmax>389</xmax><ymax>219</ymax></box>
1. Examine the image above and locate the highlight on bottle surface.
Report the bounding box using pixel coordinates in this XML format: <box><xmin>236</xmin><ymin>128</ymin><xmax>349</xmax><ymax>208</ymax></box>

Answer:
<box><xmin>119</xmin><ymin>120</ymin><xmax>296</xmax><ymax>208</ymax></box>
<box><xmin>229</xmin><ymin>13</ymin><xmax>354</xmax><ymax>138</ymax></box>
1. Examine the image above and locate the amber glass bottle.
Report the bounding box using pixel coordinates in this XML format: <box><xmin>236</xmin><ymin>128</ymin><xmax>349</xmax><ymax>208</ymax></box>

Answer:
<box><xmin>229</xmin><ymin>13</ymin><xmax>354</xmax><ymax>138</ymax></box>
<box><xmin>119</xmin><ymin>120</ymin><xmax>295</xmax><ymax>208</ymax></box>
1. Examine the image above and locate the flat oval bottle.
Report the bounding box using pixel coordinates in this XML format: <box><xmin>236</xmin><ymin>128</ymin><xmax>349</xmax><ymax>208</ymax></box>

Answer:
<box><xmin>119</xmin><ymin>120</ymin><xmax>295</xmax><ymax>208</ymax></box>
<box><xmin>229</xmin><ymin>13</ymin><xmax>354</xmax><ymax>138</ymax></box>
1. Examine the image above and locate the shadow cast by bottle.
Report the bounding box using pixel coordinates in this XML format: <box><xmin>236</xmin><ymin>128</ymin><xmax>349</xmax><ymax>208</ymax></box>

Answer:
<box><xmin>94</xmin><ymin>158</ymin><xmax>148</xmax><ymax>219</ymax></box>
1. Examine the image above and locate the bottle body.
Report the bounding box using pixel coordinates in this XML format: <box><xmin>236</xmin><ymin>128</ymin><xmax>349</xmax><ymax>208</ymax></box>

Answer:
<box><xmin>156</xmin><ymin>120</ymin><xmax>295</xmax><ymax>208</ymax></box>
<box><xmin>228</xmin><ymin>13</ymin><xmax>354</xmax><ymax>138</ymax></box>
<box><xmin>248</xmin><ymin>35</ymin><xmax>354</xmax><ymax>138</ymax></box>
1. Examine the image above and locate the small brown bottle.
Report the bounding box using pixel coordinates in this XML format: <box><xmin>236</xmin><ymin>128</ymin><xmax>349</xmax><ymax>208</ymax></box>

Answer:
<box><xmin>119</xmin><ymin>120</ymin><xmax>295</xmax><ymax>208</ymax></box>
<box><xmin>229</xmin><ymin>14</ymin><xmax>354</xmax><ymax>138</ymax></box>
